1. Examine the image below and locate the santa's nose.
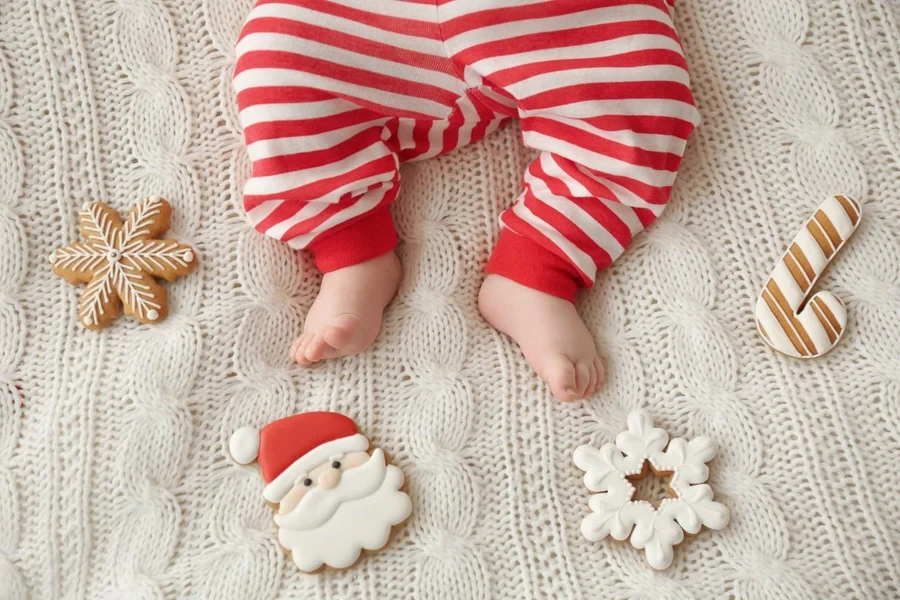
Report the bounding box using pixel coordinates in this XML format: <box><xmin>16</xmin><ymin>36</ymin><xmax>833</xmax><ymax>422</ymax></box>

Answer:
<box><xmin>318</xmin><ymin>468</ymin><xmax>341</xmax><ymax>489</ymax></box>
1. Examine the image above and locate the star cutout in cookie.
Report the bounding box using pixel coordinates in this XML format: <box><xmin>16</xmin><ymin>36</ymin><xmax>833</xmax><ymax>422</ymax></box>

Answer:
<box><xmin>50</xmin><ymin>196</ymin><xmax>198</xmax><ymax>330</ymax></box>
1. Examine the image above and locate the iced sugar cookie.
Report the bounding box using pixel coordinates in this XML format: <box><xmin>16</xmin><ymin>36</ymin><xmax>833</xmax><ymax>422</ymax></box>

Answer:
<box><xmin>756</xmin><ymin>195</ymin><xmax>862</xmax><ymax>359</ymax></box>
<box><xmin>50</xmin><ymin>196</ymin><xmax>197</xmax><ymax>330</ymax></box>
<box><xmin>573</xmin><ymin>410</ymin><xmax>729</xmax><ymax>570</ymax></box>
<box><xmin>230</xmin><ymin>412</ymin><xmax>412</xmax><ymax>573</ymax></box>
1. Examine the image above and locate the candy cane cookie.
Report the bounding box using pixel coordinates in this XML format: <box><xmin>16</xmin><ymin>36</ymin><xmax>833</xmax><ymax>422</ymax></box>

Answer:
<box><xmin>756</xmin><ymin>195</ymin><xmax>862</xmax><ymax>359</ymax></box>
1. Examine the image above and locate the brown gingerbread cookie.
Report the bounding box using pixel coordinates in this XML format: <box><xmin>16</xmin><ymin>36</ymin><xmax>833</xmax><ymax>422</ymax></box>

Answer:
<box><xmin>50</xmin><ymin>196</ymin><xmax>197</xmax><ymax>330</ymax></box>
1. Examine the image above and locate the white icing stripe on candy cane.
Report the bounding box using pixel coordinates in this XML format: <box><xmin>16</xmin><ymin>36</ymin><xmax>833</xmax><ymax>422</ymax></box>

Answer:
<box><xmin>755</xmin><ymin>195</ymin><xmax>861</xmax><ymax>359</ymax></box>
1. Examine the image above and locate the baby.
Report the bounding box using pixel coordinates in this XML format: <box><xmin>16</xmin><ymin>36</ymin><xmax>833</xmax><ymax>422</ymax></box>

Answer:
<box><xmin>234</xmin><ymin>0</ymin><xmax>698</xmax><ymax>401</ymax></box>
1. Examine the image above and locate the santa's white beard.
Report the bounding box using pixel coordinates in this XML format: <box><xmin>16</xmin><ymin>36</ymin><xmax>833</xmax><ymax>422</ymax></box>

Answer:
<box><xmin>274</xmin><ymin>448</ymin><xmax>411</xmax><ymax>572</ymax></box>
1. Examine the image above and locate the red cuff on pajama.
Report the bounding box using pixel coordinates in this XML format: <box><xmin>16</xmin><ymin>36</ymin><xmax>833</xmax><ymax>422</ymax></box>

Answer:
<box><xmin>234</xmin><ymin>0</ymin><xmax>699</xmax><ymax>301</ymax></box>
<box><xmin>308</xmin><ymin>205</ymin><xmax>398</xmax><ymax>273</ymax></box>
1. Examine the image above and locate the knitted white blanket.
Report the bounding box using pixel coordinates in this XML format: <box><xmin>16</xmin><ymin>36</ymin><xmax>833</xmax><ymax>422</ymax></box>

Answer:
<box><xmin>2</xmin><ymin>0</ymin><xmax>899</xmax><ymax>598</ymax></box>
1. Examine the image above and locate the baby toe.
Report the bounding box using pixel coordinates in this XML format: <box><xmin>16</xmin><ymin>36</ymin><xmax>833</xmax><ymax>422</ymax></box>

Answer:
<box><xmin>586</xmin><ymin>362</ymin><xmax>598</xmax><ymax>398</ymax></box>
<box><xmin>293</xmin><ymin>334</ymin><xmax>313</xmax><ymax>366</ymax></box>
<box><xmin>304</xmin><ymin>332</ymin><xmax>329</xmax><ymax>363</ymax></box>
<box><xmin>324</xmin><ymin>325</ymin><xmax>352</xmax><ymax>351</ymax></box>
<box><xmin>592</xmin><ymin>356</ymin><xmax>606</xmax><ymax>393</ymax></box>
<box><xmin>290</xmin><ymin>336</ymin><xmax>303</xmax><ymax>357</ymax></box>
<box><xmin>544</xmin><ymin>354</ymin><xmax>579</xmax><ymax>402</ymax></box>
<box><xmin>574</xmin><ymin>360</ymin><xmax>591</xmax><ymax>398</ymax></box>
<box><xmin>324</xmin><ymin>314</ymin><xmax>364</xmax><ymax>351</ymax></box>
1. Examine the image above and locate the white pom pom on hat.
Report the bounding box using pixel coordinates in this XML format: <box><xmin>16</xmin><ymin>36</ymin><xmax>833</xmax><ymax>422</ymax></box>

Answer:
<box><xmin>229</xmin><ymin>426</ymin><xmax>261</xmax><ymax>464</ymax></box>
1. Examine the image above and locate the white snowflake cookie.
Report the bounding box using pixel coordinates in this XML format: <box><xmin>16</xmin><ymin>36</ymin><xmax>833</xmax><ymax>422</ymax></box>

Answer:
<box><xmin>573</xmin><ymin>409</ymin><xmax>729</xmax><ymax>570</ymax></box>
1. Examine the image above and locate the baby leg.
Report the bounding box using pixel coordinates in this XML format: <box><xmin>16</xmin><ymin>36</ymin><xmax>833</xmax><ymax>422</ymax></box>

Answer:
<box><xmin>447</xmin><ymin>0</ymin><xmax>699</xmax><ymax>399</ymax></box>
<box><xmin>234</xmin><ymin>0</ymin><xmax>500</xmax><ymax>364</ymax></box>
<box><xmin>234</xmin><ymin>82</ymin><xmax>404</xmax><ymax>365</ymax></box>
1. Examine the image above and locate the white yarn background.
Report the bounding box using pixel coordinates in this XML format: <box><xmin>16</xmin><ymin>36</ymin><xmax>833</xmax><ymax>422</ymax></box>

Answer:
<box><xmin>1</xmin><ymin>0</ymin><xmax>899</xmax><ymax>598</ymax></box>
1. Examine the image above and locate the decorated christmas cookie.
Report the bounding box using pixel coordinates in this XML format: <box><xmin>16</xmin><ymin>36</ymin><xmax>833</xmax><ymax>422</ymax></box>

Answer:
<box><xmin>229</xmin><ymin>412</ymin><xmax>412</xmax><ymax>573</ymax></box>
<box><xmin>50</xmin><ymin>196</ymin><xmax>197</xmax><ymax>330</ymax></box>
<box><xmin>573</xmin><ymin>410</ymin><xmax>729</xmax><ymax>570</ymax></box>
<box><xmin>756</xmin><ymin>194</ymin><xmax>862</xmax><ymax>359</ymax></box>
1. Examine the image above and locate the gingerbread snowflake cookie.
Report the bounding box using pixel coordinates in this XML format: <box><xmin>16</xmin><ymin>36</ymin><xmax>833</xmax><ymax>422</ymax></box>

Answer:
<box><xmin>50</xmin><ymin>196</ymin><xmax>197</xmax><ymax>330</ymax></box>
<box><xmin>229</xmin><ymin>412</ymin><xmax>412</xmax><ymax>573</ymax></box>
<box><xmin>573</xmin><ymin>410</ymin><xmax>729</xmax><ymax>570</ymax></box>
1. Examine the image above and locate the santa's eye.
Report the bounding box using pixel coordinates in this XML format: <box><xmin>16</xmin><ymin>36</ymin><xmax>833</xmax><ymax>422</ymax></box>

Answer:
<box><xmin>332</xmin><ymin>461</ymin><xmax>341</xmax><ymax>469</ymax></box>
<box><xmin>303</xmin><ymin>478</ymin><xmax>313</xmax><ymax>487</ymax></box>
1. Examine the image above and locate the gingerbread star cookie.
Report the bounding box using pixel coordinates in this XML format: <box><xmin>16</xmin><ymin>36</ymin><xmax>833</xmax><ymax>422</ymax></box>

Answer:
<box><xmin>50</xmin><ymin>196</ymin><xmax>197</xmax><ymax>330</ymax></box>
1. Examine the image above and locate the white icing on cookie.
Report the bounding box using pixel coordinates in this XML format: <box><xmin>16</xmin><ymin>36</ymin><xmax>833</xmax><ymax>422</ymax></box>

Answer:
<box><xmin>573</xmin><ymin>409</ymin><xmax>729</xmax><ymax>570</ymax></box>
<box><xmin>275</xmin><ymin>449</ymin><xmax>412</xmax><ymax>572</ymax></box>
<box><xmin>229</xmin><ymin>426</ymin><xmax>260</xmax><ymax>465</ymax></box>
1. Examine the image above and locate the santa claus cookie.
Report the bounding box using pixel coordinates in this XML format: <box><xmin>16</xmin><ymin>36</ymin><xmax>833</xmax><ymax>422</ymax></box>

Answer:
<box><xmin>229</xmin><ymin>412</ymin><xmax>412</xmax><ymax>573</ymax></box>
<box><xmin>50</xmin><ymin>196</ymin><xmax>197</xmax><ymax>330</ymax></box>
<box><xmin>573</xmin><ymin>410</ymin><xmax>729</xmax><ymax>570</ymax></box>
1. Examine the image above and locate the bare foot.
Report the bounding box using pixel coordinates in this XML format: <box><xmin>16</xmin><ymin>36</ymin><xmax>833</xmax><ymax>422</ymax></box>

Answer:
<box><xmin>478</xmin><ymin>274</ymin><xmax>604</xmax><ymax>402</ymax></box>
<box><xmin>291</xmin><ymin>252</ymin><xmax>402</xmax><ymax>365</ymax></box>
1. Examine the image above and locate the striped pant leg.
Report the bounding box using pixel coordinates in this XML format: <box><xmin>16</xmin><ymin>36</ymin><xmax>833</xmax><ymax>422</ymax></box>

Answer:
<box><xmin>441</xmin><ymin>0</ymin><xmax>700</xmax><ymax>301</ymax></box>
<box><xmin>233</xmin><ymin>0</ymin><xmax>468</xmax><ymax>272</ymax></box>
<box><xmin>236</xmin><ymin>87</ymin><xmax>402</xmax><ymax>272</ymax></box>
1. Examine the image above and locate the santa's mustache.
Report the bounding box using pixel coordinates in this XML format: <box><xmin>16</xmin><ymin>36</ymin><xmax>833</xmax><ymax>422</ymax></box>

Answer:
<box><xmin>274</xmin><ymin>448</ymin><xmax>387</xmax><ymax>531</ymax></box>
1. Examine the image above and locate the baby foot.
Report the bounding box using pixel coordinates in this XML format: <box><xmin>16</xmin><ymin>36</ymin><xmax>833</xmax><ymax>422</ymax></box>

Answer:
<box><xmin>291</xmin><ymin>252</ymin><xmax>402</xmax><ymax>366</ymax></box>
<box><xmin>478</xmin><ymin>274</ymin><xmax>604</xmax><ymax>402</ymax></box>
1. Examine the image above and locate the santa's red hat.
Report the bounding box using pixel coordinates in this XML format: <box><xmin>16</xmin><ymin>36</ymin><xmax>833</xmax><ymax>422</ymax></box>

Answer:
<box><xmin>229</xmin><ymin>412</ymin><xmax>369</xmax><ymax>503</ymax></box>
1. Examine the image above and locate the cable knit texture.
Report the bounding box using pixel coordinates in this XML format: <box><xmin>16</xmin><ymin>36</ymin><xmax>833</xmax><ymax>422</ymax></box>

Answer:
<box><xmin>1</xmin><ymin>0</ymin><xmax>899</xmax><ymax>598</ymax></box>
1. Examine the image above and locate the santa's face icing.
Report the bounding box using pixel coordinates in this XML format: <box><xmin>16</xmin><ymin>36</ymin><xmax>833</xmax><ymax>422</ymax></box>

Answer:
<box><xmin>277</xmin><ymin>450</ymin><xmax>370</xmax><ymax>516</ymax></box>
<box><xmin>273</xmin><ymin>448</ymin><xmax>411</xmax><ymax>572</ymax></box>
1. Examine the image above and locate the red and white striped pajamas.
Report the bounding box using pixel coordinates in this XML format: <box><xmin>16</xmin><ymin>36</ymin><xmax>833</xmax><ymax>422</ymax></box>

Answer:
<box><xmin>234</xmin><ymin>0</ymin><xmax>699</xmax><ymax>302</ymax></box>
